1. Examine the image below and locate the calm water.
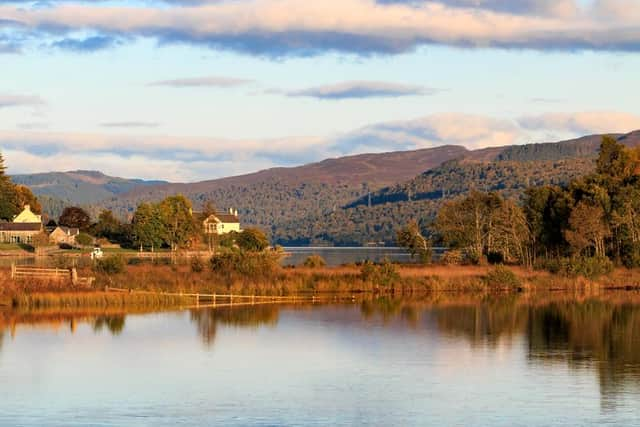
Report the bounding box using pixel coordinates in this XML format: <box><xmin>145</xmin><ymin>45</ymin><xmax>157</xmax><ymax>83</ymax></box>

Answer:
<box><xmin>1</xmin><ymin>294</ymin><xmax>640</xmax><ymax>426</ymax></box>
<box><xmin>282</xmin><ymin>247</ymin><xmax>447</xmax><ymax>266</ymax></box>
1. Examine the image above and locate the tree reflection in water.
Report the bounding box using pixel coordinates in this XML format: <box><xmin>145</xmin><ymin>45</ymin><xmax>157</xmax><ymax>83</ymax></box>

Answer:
<box><xmin>190</xmin><ymin>305</ymin><xmax>280</xmax><ymax>347</ymax></box>
<box><xmin>358</xmin><ymin>293</ymin><xmax>640</xmax><ymax>402</ymax></box>
<box><xmin>92</xmin><ymin>316</ymin><xmax>126</xmax><ymax>336</ymax></box>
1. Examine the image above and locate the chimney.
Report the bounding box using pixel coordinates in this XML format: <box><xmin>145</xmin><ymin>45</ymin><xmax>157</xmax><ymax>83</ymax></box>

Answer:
<box><xmin>229</xmin><ymin>208</ymin><xmax>233</xmax><ymax>214</ymax></box>
<box><xmin>234</xmin><ymin>209</ymin><xmax>238</xmax><ymax>216</ymax></box>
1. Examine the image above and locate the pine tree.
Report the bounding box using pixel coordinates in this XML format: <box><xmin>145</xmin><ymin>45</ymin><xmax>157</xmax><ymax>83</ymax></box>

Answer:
<box><xmin>0</xmin><ymin>152</ymin><xmax>18</xmax><ymax>221</ymax></box>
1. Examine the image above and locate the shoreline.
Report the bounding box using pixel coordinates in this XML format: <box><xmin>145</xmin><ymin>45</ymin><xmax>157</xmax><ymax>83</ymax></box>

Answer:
<box><xmin>3</xmin><ymin>263</ymin><xmax>640</xmax><ymax>309</ymax></box>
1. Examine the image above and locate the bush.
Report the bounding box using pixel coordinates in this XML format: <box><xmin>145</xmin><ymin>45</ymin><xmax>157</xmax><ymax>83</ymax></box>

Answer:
<box><xmin>360</xmin><ymin>260</ymin><xmax>400</xmax><ymax>287</ymax></box>
<box><xmin>485</xmin><ymin>265</ymin><xmax>521</xmax><ymax>290</ymax></box>
<box><xmin>94</xmin><ymin>255</ymin><xmax>126</xmax><ymax>275</ymax></box>
<box><xmin>210</xmin><ymin>249</ymin><xmax>281</xmax><ymax>278</ymax></box>
<box><xmin>191</xmin><ymin>256</ymin><xmax>205</xmax><ymax>273</ymax></box>
<box><xmin>236</xmin><ymin>228</ymin><xmax>270</xmax><ymax>252</ymax></box>
<box><xmin>75</xmin><ymin>233</ymin><xmax>94</xmax><ymax>247</ymax></box>
<box><xmin>441</xmin><ymin>249</ymin><xmax>464</xmax><ymax>265</ymax></box>
<box><xmin>538</xmin><ymin>256</ymin><xmax>614</xmax><ymax>280</ymax></box>
<box><xmin>303</xmin><ymin>255</ymin><xmax>326</xmax><ymax>268</ymax></box>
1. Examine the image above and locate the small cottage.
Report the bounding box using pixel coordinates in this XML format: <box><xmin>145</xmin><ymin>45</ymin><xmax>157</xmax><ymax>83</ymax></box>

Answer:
<box><xmin>49</xmin><ymin>226</ymin><xmax>80</xmax><ymax>245</ymax></box>
<box><xmin>0</xmin><ymin>205</ymin><xmax>43</xmax><ymax>244</ymax></box>
<box><xmin>202</xmin><ymin>209</ymin><xmax>241</xmax><ymax>235</ymax></box>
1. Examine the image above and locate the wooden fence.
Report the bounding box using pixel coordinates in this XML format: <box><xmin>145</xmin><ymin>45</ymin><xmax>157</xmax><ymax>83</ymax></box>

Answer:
<box><xmin>10</xmin><ymin>263</ymin><xmax>95</xmax><ymax>286</ymax></box>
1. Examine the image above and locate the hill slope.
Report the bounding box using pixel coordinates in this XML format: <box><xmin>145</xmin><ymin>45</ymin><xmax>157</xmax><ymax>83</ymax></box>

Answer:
<box><xmin>12</xmin><ymin>170</ymin><xmax>168</xmax><ymax>204</ymax></box>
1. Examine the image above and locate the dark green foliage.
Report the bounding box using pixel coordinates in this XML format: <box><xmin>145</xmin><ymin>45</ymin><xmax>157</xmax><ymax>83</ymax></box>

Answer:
<box><xmin>485</xmin><ymin>266</ymin><xmax>521</xmax><ymax>290</ymax></box>
<box><xmin>93</xmin><ymin>210</ymin><xmax>124</xmax><ymax>243</ymax></box>
<box><xmin>94</xmin><ymin>255</ymin><xmax>126</xmax><ymax>275</ymax></box>
<box><xmin>191</xmin><ymin>256</ymin><xmax>205</xmax><ymax>273</ymax></box>
<box><xmin>75</xmin><ymin>233</ymin><xmax>94</xmax><ymax>246</ymax></box>
<box><xmin>360</xmin><ymin>260</ymin><xmax>400</xmax><ymax>287</ymax></box>
<box><xmin>303</xmin><ymin>255</ymin><xmax>326</xmax><ymax>268</ymax></box>
<box><xmin>236</xmin><ymin>228</ymin><xmax>270</xmax><ymax>252</ymax></box>
<box><xmin>542</xmin><ymin>256</ymin><xmax>614</xmax><ymax>280</ymax></box>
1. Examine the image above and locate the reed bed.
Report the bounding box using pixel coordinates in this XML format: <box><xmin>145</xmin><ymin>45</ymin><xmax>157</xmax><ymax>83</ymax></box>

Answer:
<box><xmin>3</xmin><ymin>261</ymin><xmax>640</xmax><ymax>310</ymax></box>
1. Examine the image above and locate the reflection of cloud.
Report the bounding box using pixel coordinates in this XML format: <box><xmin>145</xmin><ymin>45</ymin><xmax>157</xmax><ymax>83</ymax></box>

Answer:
<box><xmin>284</xmin><ymin>81</ymin><xmax>436</xmax><ymax>100</ymax></box>
<box><xmin>1</xmin><ymin>1</ymin><xmax>640</xmax><ymax>56</ymax></box>
<box><xmin>2</xmin><ymin>111</ymin><xmax>639</xmax><ymax>181</ymax></box>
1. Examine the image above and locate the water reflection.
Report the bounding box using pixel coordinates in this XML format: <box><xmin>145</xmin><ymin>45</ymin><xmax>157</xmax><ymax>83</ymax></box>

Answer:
<box><xmin>1</xmin><ymin>292</ymin><xmax>640</xmax><ymax>405</ymax></box>
<box><xmin>190</xmin><ymin>305</ymin><xmax>280</xmax><ymax>347</ymax></box>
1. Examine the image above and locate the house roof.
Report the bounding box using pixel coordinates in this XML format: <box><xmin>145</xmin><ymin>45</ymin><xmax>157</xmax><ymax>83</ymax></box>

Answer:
<box><xmin>53</xmin><ymin>226</ymin><xmax>80</xmax><ymax>235</ymax></box>
<box><xmin>203</xmin><ymin>213</ymin><xmax>240</xmax><ymax>224</ymax></box>
<box><xmin>0</xmin><ymin>223</ymin><xmax>42</xmax><ymax>231</ymax></box>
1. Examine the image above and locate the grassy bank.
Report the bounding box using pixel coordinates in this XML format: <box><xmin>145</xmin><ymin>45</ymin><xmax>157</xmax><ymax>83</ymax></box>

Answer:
<box><xmin>3</xmin><ymin>260</ymin><xmax>640</xmax><ymax>310</ymax></box>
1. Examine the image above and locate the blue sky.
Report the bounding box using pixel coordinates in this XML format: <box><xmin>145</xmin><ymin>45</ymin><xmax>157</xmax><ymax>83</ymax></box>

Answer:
<box><xmin>1</xmin><ymin>0</ymin><xmax>640</xmax><ymax>181</ymax></box>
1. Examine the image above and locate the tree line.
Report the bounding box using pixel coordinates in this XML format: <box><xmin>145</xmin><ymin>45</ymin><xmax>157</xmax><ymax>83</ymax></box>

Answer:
<box><xmin>399</xmin><ymin>137</ymin><xmax>640</xmax><ymax>274</ymax></box>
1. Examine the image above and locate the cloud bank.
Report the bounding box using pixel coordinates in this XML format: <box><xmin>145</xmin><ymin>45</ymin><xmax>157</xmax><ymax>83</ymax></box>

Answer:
<box><xmin>1</xmin><ymin>0</ymin><xmax>640</xmax><ymax>56</ymax></box>
<box><xmin>2</xmin><ymin>111</ymin><xmax>639</xmax><ymax>181</ymax></box>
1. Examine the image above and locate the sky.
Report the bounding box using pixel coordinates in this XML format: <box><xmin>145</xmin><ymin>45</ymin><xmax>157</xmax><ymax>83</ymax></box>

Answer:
<box><xmin>1</xmin><ymin>0</ymin><xmax>640</xmax><ymax>182</ymax></box>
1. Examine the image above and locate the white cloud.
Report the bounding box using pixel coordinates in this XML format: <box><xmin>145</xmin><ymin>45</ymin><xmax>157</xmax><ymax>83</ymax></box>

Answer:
<box><xmin>1</xmin><ymin>0</ymin><xmax>640</xmax><ymax>56</ymax></box>
<box><xmin>2</xmin><ymin>110</ymin><xmax>639</xmax><ymax>181</ymax></box>
<box><xmin>149</xmin><ymin>76</ymin><xmax>253</xmax><ymax>87</ymax></box>
<box><xmin>518</xmin><ymin>111</ymin><xmax>640</xmax><ymax>135</ymax></box>
<box><xmin>0</xmin><ymin>93</ymin><xmax>45</xmax><ymax>109</ymax></box>
<box><xmin>284</xmin><ymin>81</ymin><xmax>436</xmax><ymax>99</ymax></box>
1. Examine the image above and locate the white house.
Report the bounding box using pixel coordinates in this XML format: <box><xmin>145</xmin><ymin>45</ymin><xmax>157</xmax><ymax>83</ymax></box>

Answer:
<box><xmin>202</xmin><ymin>209</ymin><xmax>242</xmax><ymax>235</ymax></box>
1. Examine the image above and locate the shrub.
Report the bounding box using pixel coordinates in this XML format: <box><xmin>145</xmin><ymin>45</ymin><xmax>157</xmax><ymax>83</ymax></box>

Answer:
<box><xmin>303</xmin><ymin>255</ymin><xmax>326</xmax><ymax>268</ymax></box>
<box><xmin>191</xmin><ymin>256</ymin><xmax>205</xmax><ymax>273</ymax></box>
<box><xmin>236</xmin><ymin>228</ymin><xmax>270</xmax><ymax>252</ymax></box>
<box><xmin>127</xmin><ymin>257</ymin><xmax>143</xmax><ymax>266</ymax></box>
<box><xmin>210</xmin><ymin>249</ymin><xmax>281</xmax><ymax>278</ymax></box>
<box><xmin>570</xmin><ymin>256</ymin><xmax>614</xmax><ymax>280</ymax></box>
<box><xmin>75</xmin><ymin>233</ymin><xmax>94</xmax><ymax>247</ymax></box>
<box><xmin>538</xmin><ymin>256</ymin><xmax>614</xmax><ymax>280</ymax></box>
<box><xmin>94</xmin><ymin>255</ymin><xmax>126</xmax><ymax>275</ymax></box>
<box><xmin>485</xmin><ymin>265</ymin><xmax>521</xmax><ymax>290</ymax></box>
<box><xmin>360</xmin><ymin>259</ymin><xmax>400</xmax><ymax>287</ymax></box>
<box><xmin>441</xmin><ymin>249</ymin><xmax>464</xmax><ymax>265</ymax></box>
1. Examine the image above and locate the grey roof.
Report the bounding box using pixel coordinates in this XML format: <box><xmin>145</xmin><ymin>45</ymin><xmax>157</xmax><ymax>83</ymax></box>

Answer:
<box><xmin>0</xmin><ymin>223</ymin><xmax>42</xmax><ymax>231</ymax></box>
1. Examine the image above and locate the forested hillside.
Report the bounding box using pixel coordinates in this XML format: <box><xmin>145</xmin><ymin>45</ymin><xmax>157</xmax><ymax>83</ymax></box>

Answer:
<box><xmin>94</xmin><ymin>130</ymin><xmax>640</xmax><ymax>246</ymax></box>
<box><xmin>13</xmin><ymin>131</ymin><xmax>640</xmax><ymax>246</ymax></box>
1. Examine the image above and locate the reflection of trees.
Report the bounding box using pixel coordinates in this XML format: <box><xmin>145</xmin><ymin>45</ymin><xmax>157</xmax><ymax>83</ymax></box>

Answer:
<box><xmin>527</xmin><ymin>300</ymin><xmax>640</xmax><ymax>401</ymax></box>
<box><xmin>358</xmin><ymin>294</ymin><xmax>640</xmax><ymax>400</ymax></box>
<box><xmin>190</xmin><ymin>305</ymin><xmax>280</xmax><ymax>347</ymax></box>
<box><xmin>433</xmin><ymin>295</ymin><xmax>526</xmax><ymax>346</ymax></box>
<box><xmin>92</xmin><ymin>316</ymin><xmax>126</xmax><ymax>336</ymax></box>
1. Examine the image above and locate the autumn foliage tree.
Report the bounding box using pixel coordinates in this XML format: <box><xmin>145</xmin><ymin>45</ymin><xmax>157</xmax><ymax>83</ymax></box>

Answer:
<box><xmin>59</xmin><ymin>206</ymin><xmax>92</xmax><ymax>230</ymax></box>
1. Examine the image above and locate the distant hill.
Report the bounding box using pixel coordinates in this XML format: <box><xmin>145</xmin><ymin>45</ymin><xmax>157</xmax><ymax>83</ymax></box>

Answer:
<box><xmin>15</xmin><ymin>130</ymin><xmax>640</xmax><ymax>245</ymax></box>
<box><xmin>12</xmin><ymin>170</ymin><xmax>168</xmax><ymax>205</ymax></box>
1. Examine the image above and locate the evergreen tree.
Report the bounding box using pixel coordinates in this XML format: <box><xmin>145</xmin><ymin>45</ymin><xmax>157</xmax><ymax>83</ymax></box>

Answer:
<box><xmin>0</xmin><ymin>152</ymin><xmax>18</xmax><ymax>221</ymax></box>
